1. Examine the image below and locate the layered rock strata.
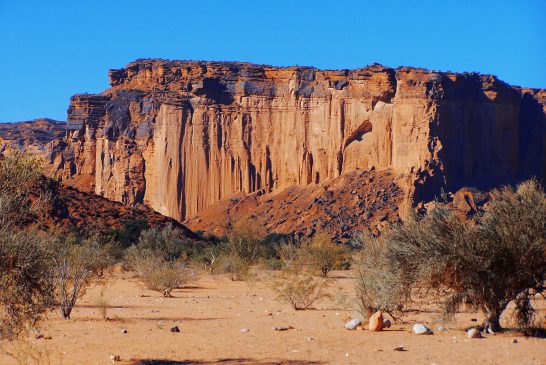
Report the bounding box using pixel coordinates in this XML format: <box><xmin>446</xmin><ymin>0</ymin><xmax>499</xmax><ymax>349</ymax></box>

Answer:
<box><xmin>45</xmin><ymin>59</ymin><xmax>545</xmax><ymax>224</ymax></box>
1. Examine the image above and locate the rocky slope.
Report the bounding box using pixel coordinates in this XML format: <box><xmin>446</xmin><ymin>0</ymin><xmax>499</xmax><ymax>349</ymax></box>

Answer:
<box><xmin>6</xmin><ymin>59</ymin><xmax>545</xmax><ymax>239</ymax></box>
<box><xmin>31</xmin><ymin>179</ymin><xmax>195</xmax><ymax>237</ymax></box>
<box><xmin>186</xmin><ymin>168</ymin><xmax>404</xmax><ymax>240</ymax></box>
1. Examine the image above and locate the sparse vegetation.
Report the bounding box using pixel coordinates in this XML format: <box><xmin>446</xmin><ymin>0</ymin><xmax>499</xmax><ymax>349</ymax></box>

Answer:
<box><xmin>52</xmin><ymin>236</ymin><xmax>106</xmax><ymax>319</ymax></box>
<box><xmin>354</xmin><ymin>179</ymin><xmax>546</xmax><ymax>331</ymax></box>
<box><xmin>0</xmin><ymin>229</ymin><xmax>55</xmax><ymax>339</ymax></box>
<box><xmin>0</xmin><ymin>154</ymin><xmax>56</xmax><ymax>339</ymax></box>
<box><xmin>127</xmin><ymin>252</ymin><xmax>189</xmax><ymax>297</ymax></box>
<box><xmin>273</xmin><ymin>268</ymin><xmax>332</xmax><ymax>310</ymax></box>
<box><xmin>300</xmin><ymin>234</ymin><xmax>348</xmax><ymax>277</ymax></box>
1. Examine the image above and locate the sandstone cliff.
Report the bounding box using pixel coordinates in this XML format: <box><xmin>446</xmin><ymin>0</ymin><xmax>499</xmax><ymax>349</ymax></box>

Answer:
<box><xmin>45</xmin><ymin>59</ymin><xmax>545</xmax><ymax>229</ymax></box>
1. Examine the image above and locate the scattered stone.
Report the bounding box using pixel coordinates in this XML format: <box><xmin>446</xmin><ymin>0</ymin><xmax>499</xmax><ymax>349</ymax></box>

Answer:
<box><xmin>368</xmin><ymin>311</ymin><xmax>384</xmax><ymax>332</ymax></box>
<box><xmin>467</xmin><ymin>328</ymin><xmax>483</xmax><ymax>339</ymax></box>
<box><xmin>240</xmin><ymin>328</ymin><xmax>250</xmax><ymax>333</ymax></box>
<box><xmin>170</xmin><ymin>326</ymin><xmax>180</xmax><ymax>333</ymax></box>
<box><xmin>413</xmin><ymin>323</ymin><xmax>433</xmax><ymax>335</ymax></box>
<box><xmin>345</xmin><ymin>318</ymin><xmax>362</xmax><ymax>330</ymax></box>
<box><xmin>35</xmin><ymin>334</ymin><xmax>44</xmax><ymax>339</ymax></box>
<box><xmin>393</xmin><ymin>346</ymin><xmax>405</xmax><ymax>352</ymax></box>
<box><xmin>470</xmin><ymin>318</ymin><xmax>478</xmax><ymax>322</ymax></box>
<box><xmin>307</xmin><ymin>336</ymin><xmax>315</xmax><ymax>341</ymax></box>
<box><xmin>383</xmin><ymin>319</ymin><xmax>392</xmax><ymax>329</ymax></box>
<box><xmin>121</xmin><ymin>328</ymin><xmax>128</xmax><ymax>334</ymax></box>
<box><xmin>512</xmin><ymin>339</ymin><xmax>518</xmax><ymax>344</ymax></box>
<box><xmin>437</xmin><ymin>325</ymin><xmax>447</xmax><ymax>331</ymax></box>
<box><xmin>110</xmin><ymin>354</ymin><xmax>121</xmax><ymax>363</ymax></box>
<box><xmin>43</xmin><ymin>335</ymin><xmax>52</xmax><ymax>340</ymax></box>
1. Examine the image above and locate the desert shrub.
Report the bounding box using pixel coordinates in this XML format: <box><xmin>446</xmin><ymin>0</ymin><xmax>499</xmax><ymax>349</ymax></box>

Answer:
<box><xmin>225</xmin><ymin>218</ymin><xmax>267</xmax><ymax>264</ymax></box>
<box><xmin>215</xmin><ymin>219</ymin><xmax>268</xmax><ymax>280</ymax></box>
<box><xmin>128</xmin><ymin>251</ymin><xmax>189</xmax><ymax>297</ymax></box>
<box><xmin>354</xmin><ymin>179</ymin><xmax>546</xmax><ymax>331</ymax></box>
<box><xmin>93</xmin><ymin>296</ymin><xmax>110</xmax><ymax>321</ymax></box>
<box><xmin>52</xmin><ymin>237</ymin><xmax>105</xmax><ymax>319</ymax></box>
<box><xmin>136</xmin><ymin>224</ymin><xmax>194</xmax><ymax>261</ymax></box>
<box><xmin>274</xmin><ymin>240</ymin><xmax>301</xmax><ymax>270</ymax></box>
<box><xmin>1</xmin><ymin>332</ymin><xmax>56</xmax><ymax>365</ymax></box>
<box><xmin>0</xmin><ymin>151</ymin><xmax>50</xmax><ymax>227</ymax></box>
<box><xmin>0</xmin><ymin>229</ymin><xmax>55</xmax><ymax>339</ymax></box>
<box><xmin>107</xmin><ymin>219</ymin><xmax>149</xmax><ymax>247</ymax></box>
<box><xmin>273</xmin><ymin>268</ymin><xmax>332</xmax><ymax>310</ymax></box>
<box><xmin>353</xmin><ymin>235</ymin><xmax>409</xmax><ymax>320</ymax></box>
<box><xmin>219</xmin><ymin>253</ymin><xmax>252</xmax><ymax>281</ymax></box>
<box><xmin>300</xmin><ymin>234</ymin><xmax>348</xmax><ymax>276</ymax></box>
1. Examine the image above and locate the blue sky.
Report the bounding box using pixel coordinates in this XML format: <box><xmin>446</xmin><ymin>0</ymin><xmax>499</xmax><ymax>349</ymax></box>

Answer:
<box><xmin>0</xmin><ymin>0</ymin><xmax>544</xmax><ymax>122</ymax></box>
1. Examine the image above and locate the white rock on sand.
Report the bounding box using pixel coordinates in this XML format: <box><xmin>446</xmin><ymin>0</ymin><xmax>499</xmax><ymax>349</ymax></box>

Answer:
<box><xmin>413</xmin><ymin>323</ymin><xmax>433</xmax><ymax>335</ymax></box>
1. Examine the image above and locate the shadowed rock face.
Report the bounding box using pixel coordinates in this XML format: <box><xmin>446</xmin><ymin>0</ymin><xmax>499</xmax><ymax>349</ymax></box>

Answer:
<box><xmin>39</xmin><ymin>59</ymin><xmax>545</xmax><ymax>225</ymax></box>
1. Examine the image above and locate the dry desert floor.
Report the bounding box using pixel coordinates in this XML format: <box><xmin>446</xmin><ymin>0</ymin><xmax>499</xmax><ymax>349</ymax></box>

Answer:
<box><xmin>1</xmin><ymin>271</ymin><xmax>545</xmax><ymax>365</ymax></box>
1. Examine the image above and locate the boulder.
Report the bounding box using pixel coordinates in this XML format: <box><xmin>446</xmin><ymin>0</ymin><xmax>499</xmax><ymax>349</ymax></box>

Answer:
<box><xmin>467</xmin><ymin>328</ymin><xmax>483</xmax><ymax>339</ymax></box>
<box><xmin>368</xmin><ymin>311</ymin><xmax>384</xmax><ymax>332</ymax></box>
<box><xmin>345</xmin><ymin>318</ymin><xmax>362</xmax><ymax>330</ymax></box>
<box><xmin>413</xmin><ymin>323</ymin><xmax>433</xmax><ymax>335</ymax></box>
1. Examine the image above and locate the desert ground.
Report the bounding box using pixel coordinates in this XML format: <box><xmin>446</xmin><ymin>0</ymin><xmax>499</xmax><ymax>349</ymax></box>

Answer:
<box><xmin>1</xmin><ymin>270</ymin><xmax>544</xmax><ymax>365</ymax></box>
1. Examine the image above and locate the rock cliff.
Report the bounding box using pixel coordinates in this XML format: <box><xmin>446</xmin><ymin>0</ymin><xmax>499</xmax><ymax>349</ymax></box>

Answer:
<box><xmin>45</xmin><ymin>59</ymin><xmax>545</xmax><ymax>229</ymax></box>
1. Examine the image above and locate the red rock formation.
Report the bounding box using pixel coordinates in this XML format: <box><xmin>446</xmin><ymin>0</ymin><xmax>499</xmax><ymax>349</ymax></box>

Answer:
<box><xmin>36</xmin><ymin>59</ymin><xmax>545</xmax><ymax>236</ymax></box>
<box><xmin>0</xmin><ymin>118</ymin><xmax>66</xmax><ymax>154</ymax></box>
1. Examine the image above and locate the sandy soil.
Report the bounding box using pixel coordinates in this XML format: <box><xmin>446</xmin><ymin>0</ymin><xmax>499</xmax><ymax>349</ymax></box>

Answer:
<box><xmin>1</xmin><ymin>271</ymin><xmax>545</xmax><ymax>365</ymax></box>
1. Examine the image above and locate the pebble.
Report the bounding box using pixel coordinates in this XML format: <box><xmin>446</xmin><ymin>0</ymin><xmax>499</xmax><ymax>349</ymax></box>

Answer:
<box><xmin>383</xmin><ymin>319</ymin><xmax>392</xmax><ymax>329</ymax></box>
<box><xmin>512</xmin><ymin>338</ymin><xmax>518</xmax><ymax>344</ymax></box>
<box><xmin>437</xmin><ymin>325</ymin><xmax>447</xmax><ymax>331</ymax></box>
<box><xmin>467</xmin><ymin>328</ymin><xmax>483</xmax><ymax>339</ymax></box>
<box><xmin>240</xmin><ymin>328</ymin><xmax>250</xmax><ymax>333</ymax></box>
<box><xmin>121</xmin><ymin>328</ymin><xmax>128</xmax><ymax>334</ymax></box>
<box><xmin>393</xmin><ymin>346</ymin><xmax>405</xmax><ymax>351</ymax></box>
<box><xmin>110</xmin><ymin>354</ymin><xmax>121</xmax><ymax>363</ymax></box>
<box><xmin>345</xmin><ymin>318</ymin><xmax>362</xmax><ymax>330</ymax></box>
<box><xmin>413</xmin><ymin>323</ymin><xmax>433</xmax><ymax>335</ymax></box>
<box><xmin>170</xmin><ymin>326</ymin><xmax>180</xmax><ymax>333</ymax></box>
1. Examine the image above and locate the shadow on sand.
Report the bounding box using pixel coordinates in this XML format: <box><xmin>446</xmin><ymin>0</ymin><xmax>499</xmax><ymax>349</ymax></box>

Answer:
<box><xmin>129</xmin><ymin>359</ymin><xmax>325</xmax><ymax>365</ymax></box>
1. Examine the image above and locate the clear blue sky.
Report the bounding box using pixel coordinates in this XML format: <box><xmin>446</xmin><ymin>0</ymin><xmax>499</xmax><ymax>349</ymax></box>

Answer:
<box><xmin>1</xmin><ymin>0</ymin><xmax>544</xmax><ymax>122</ymax></box>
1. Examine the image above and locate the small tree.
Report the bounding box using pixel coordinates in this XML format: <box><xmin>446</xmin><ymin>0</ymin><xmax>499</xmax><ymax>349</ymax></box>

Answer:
<box><xmin>53</xmin><ymin>237</ymin><xmax>103</xmax><ymax>319</ymax></box>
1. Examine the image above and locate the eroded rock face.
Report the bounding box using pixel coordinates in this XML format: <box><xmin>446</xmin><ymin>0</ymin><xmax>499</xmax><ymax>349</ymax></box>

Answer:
<box><xmin>0</xmin><ymin>118</ymin><xmax>66</xmax><ymax>154</ymax></box>
<box><xmin>46</xmin><ymin>59</ymin><xmax>545</xmax><ymax>223</ymax></box>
